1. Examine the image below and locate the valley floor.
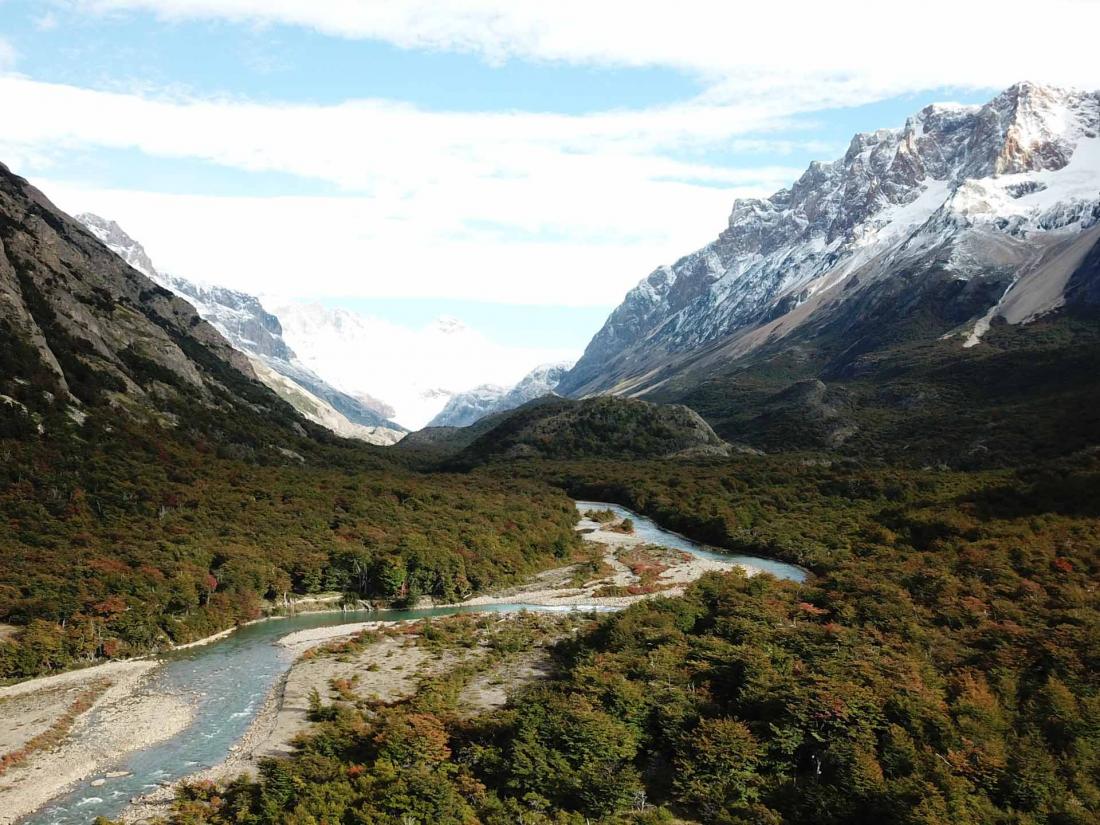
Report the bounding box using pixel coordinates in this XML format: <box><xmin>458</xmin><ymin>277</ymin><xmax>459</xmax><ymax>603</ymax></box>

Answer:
<box><xmin>120</xmin><ymin>613</ymin><xmax>567</xmax><ymax>824</ymax></box>
<box><xmin>119</xmin><ymin>512</ymin><xmax>751</xmax><ymax>822</ymax></box>
<box><xmin>432</xmin><ymin>510</ymin><xmax>756</xmax><ymax>609</ymax></box>
<box><xmin>6</xmin><ymin>511</ymin><xmax>752</xmax><ymax>825</ymax></box>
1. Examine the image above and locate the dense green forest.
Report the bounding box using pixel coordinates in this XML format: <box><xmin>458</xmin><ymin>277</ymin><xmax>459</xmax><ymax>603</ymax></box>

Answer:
<box><xmin>0</xmin><ymin>415</ymin><xmax>578</xmax><ymax>680</ymax></box>
<box><xmin>129</xmin><ymin>451</ymin><xmax>1100</xmax><ymax>825</ymax></box>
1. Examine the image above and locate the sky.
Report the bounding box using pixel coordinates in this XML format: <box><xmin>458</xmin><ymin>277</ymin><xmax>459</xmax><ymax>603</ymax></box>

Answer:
<box><xmin>1</xmin><ymin>1</ymin><xmax>1098</xmax><ymax>420</ymax></box>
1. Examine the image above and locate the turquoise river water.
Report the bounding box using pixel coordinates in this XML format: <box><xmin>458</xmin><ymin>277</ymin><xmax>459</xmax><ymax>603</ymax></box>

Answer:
<box><xmin>24</xmin><ymin>501</ymin><xmax>806</xmax><ymax>824</ymax></box>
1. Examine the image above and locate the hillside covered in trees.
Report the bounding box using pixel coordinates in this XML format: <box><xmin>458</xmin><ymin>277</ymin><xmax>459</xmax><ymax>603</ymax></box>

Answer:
<box><xmin>0</xmin><ymin>419</ymin><xmax>579</xmax><ymax>681</ymax></box>
<box><xmin>142</xmin><ymin>451</ymin><xmax>1100</xmax><ymax>825</ymax></box>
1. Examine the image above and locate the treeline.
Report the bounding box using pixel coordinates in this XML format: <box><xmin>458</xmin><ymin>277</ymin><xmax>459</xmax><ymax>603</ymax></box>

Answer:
<box><xmin>488</xmin><ymin>456</ymin><xmax>1031</xmax><ymax>570</ymax></box>
<box><xmin>149</xmin><ymin>452</ymin><xmax>1099</xmax><ymax>824</ymax></box>
<box><xmin>0</xmin><ymin>415</ymin><xmax>577</xmax><ymax>681</ymax></box>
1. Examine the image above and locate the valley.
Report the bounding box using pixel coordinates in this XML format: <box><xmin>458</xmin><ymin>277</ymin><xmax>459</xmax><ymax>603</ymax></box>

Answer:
<box><xmin>4</xmin><ymin>502</ymin><xmax>794</xmax><ymax>825</ymax></box>
<box><xmin>0</xmin><ymin>77</ymin><xmax>1098</xmax><ymax>825</ymax></box>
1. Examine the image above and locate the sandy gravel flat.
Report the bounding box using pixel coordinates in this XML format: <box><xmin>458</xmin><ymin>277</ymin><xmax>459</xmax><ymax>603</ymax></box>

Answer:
<box><xmin>277</xmin><ymin>620</ymin><xmax>393</xmax><ymax>650</ymax></box>
<box><xmin>438</xmin><ymin>513</ymin><xmax>754</xmax><ymax>609</ymax></box>
<box><xmin>0</xmin><ymin>659</ymin><xmax>194</xmax><ymax>825</ymax></box>
<box><xmin>122</xmin><ymin>629</ymin><xmax>468</xmax><ymax>823</ymax></box>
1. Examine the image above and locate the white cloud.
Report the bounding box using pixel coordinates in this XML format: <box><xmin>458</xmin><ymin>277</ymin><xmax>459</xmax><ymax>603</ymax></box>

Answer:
<box><xmin>8</xmin><ymin>2</ymin><xmax>1100</xmax><ymax>313</ymax></box>
<box><xmin>268</xmin><ymin>304</ymin><xmax>574</xmax><ymax>429</ymax></box>
<box><xmin>76</xmin><ymin>0</ymin><xmax>1100</xmax><ymax>97</ymax></box>
<box><xmin>0</xmin><ymin>75</ymin><xmax>804</xmax><ymax>189</ymax></box>
<box><xmin>0</xmin><ymin>74</ymin><xmax>800</xmax><ymax>305</ymax></box>
<box><xmin>39</xmin><ymin>181</ymin><xmax>756</xmax><ymax>307</ymax></box>
<box><xmin>35</xmin><ymin>12</ymin><xmax>61</xmax><ymax>31</ymax></box>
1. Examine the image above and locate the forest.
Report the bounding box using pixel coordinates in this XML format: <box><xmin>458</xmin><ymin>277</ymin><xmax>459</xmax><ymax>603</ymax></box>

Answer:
<box><xmin>0</xmin><ymin>413</ymin><xmax>578</xmax><ymax>680</ymax></box>
<box><xmin>117</xmin><ymin>450</ymin><xmax>1100</xmax><ymax>825</ymax></box>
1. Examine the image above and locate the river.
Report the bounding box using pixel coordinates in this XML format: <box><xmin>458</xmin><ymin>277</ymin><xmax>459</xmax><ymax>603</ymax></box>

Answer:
<box><xmin>23</xmin><ymin>501</ymin><xmax>805</xmax><ymax>825</ymax></box>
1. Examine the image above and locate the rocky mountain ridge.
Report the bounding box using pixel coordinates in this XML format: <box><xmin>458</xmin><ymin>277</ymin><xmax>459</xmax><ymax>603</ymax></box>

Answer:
<box><xmin>0</xmin><ymin>161</ymin><xmax>294</xmax><ymax>439</ymax></box>
<box><xmin>76</xmin><ymin>214</ymin><xmax>405</xmax><ymax>445</ymax></box>
<box><xmin>559</xmin><ymin>82</ymin><xmax>1100</xmax><ymax>398</ymax></box>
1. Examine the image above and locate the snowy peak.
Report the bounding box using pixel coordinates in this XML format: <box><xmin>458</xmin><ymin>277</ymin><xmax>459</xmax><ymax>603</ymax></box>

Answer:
<box><xmin>75</xmin><ymin>213</ymin><xmax>404</xmax><ymax>440</ymax></box>
<box><xmin>428</xmin><ymin>361</ymin><xmax>574</xmax><ymax>428</ymax></box>
<box><xmin>77</xmin><ymin>213</ymin><xmax>158</xmax><ymax>279</ymax></box>
<box><xmin>983</xmin><ymin>82</ymin><xmax>1094</xmax><ymax>175</ymax></box>
<box><xmin>559</xmin><ymin>83</ymin><xmax>1100</xmax><ymax>397</ymax></box>
<box><xmin>427</xmin><ymin>384</ymin><xmax>508</xmax><ymax>428</ymax></box>
<box><xmin>78</xmin><ymin>213</ymin><xmax>293</xmax><ymax>362</ymax></box>
<box><xmin>722</xmin><ymin>83</ymin><xmax>1097</xmax><ymax>252</ymax></box>
<box><xmin>432</xmin><ymin>315</ymin><xmax>469</xmax><ymax>335</ymax></box>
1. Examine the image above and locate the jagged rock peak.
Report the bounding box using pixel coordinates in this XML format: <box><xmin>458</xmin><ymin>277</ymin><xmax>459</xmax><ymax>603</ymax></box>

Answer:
<box><xmin>559</xmin><ymin>82</ymin><xmax>1100</xmax><ymax>397</ymax></box>
<box><xmin>76</xmin><ymin>213</ymin><xmax>159</xmax><ymax>278</ymax></box>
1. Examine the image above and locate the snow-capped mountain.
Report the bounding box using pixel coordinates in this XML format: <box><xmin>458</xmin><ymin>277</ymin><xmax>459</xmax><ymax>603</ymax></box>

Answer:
<box><xmin>559</xmin><ymin>82</ymin><xmax>1100</xmax><ymax>397</ymax></box>
<box><xmin>270</xmin><ymin>303</ymin><xmax>574</xmax><ymax>430</ymax></box>
<box><xmin>427</xmin><ymin>361</ymin><xmax>573</xmax><ymax>428</ymax></box>
<box><xmin>427</xmin><ymin>384</ymin><xmax>508</xmax><ymax>428</ymax></box>
<box><xmin>77</xmin><ymin>214</ymin><xmax>405</xmax><ymax>444</ymax></box>
<box><xmin>79</xmin><ymin>213</ymin><xmax>294</xmax><ymax>362</ymax></box>
<box><xmin>499</xmin><ymin>361</ymin><xmax>573</xmax><ymax>409</ymax></box>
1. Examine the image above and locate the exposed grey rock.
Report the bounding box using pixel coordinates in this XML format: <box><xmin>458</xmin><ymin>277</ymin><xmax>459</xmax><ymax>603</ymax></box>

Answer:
<box><xmin>559</xmin><ymin>83</ymin><xmax>1100</xmax><ymax>398</ymax></box>
<box><xmin>76</xmin><ymin>213</ymin><xmax>405</xmax><ymax>438</ymax></box>
<box><xmin>0</xmin><ymin>162</ymin><xmax>255</xmax><ymax>410</ymax></box>
<box><xmin>429</xmin><ymin>361</ymin><xmax>573</xmax><ymax>427</ymax></box>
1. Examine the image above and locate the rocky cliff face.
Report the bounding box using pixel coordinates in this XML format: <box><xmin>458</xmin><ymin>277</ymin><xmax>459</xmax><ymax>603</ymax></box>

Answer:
<box><xmin>79</xmin><ymin>213</ymin><xmax>293</xmax><ymax>362</ymax></box>
<box><xmin>428</xmin><ymin>361</ymin><xmax>573</xmax><ymax>428</ymax></box>
<box><xmin>559</xmin><ymin>83</ymin><xmax>1100</xmax><ymax>397</ymax></box>
<box><xmin>75</xmin><ymin>214</ymin><xmax>405</xmax><ymax>444</ymax></box>
<box><xmin>0</xmin><ymin>162</ymin><xmax>262</xmax><ymax>415</ymax></box>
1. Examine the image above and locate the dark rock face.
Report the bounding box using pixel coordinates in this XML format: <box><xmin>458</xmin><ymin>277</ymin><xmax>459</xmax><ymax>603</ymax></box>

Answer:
<box><xmin>76</xmin><ymin>213</ymin><xmax>404</xmax><ymax>434</ymax></box>
<box><xmin>559</xmin><ymin>83</ymin><xmax>1100</xmax><ymax>398</ymax></box>
<box><xmin>0</xmin><ymin>162</ymin><xmax>257</xmax><ymax>411</ymax></box>
<box><xmin>1066</xmin><ymin>239</ymin><xmax>1100</xmax><ymax>307</ymax></box>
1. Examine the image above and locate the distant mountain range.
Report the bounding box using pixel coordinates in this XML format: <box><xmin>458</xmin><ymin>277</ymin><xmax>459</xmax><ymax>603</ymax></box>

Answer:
<box><xmin>31</xmin><ymin>80</ymin><xmax>1100</xmax><ymax>465</ymax></box>
<box><xmin>75</xmin><ymin>215</ymin><xmax>576</xmax><ymax>436</ymax></box>
<box><xmin>77</xmin><ymin>214</ymin><xmax>406</xmax><ymax>445</ymax></box>
<box><xmin>264</xmin><ymin>302</ymin><xmax>571</xmax><ymax>431</ymax></box>
<box><xmin>428</xmin><ymin>361</ymin><xmax>573</xmax><ymax>427</ymax></box>
<box><xmin>557</xmin><ymin>82</ymin><xmax>1100</xmax><ymax>463</ymax></box>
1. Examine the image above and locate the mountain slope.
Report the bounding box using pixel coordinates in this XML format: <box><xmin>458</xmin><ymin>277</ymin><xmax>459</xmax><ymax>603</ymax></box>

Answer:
<box><xmin>558</xmin><ymin>83</ymin><xmax>1100</xmax><ymax>462</ymax></box>
<box><xmin>0</xmin><ymin>162</ymin><xmax>276</xmax><ymax>427</ymax></box>
<box><xmin>76</xmin><ymin>214</ymin><xmax>404</xmax><ymax>444</ymax></box>
<box><xmin>0</xmin><ymin>163</ymin><xmax>582</xmax><ymax>681</ymax></box>
<box><xmin>428</xmin><ymin>361</ymin><xmax>572</xmax><ymax>427</ymax></box>
<box><xmin>560</xmin><ymin>83</ymin><xmax>1100</xmax><ymax>400</ymax></box>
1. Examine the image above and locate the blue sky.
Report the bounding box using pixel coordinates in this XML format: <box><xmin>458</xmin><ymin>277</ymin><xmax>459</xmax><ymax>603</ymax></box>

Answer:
<box><xmin>0</xmin><ymin>0</ymin><xmax>1096</xmax><ymax>376</ymax></box>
